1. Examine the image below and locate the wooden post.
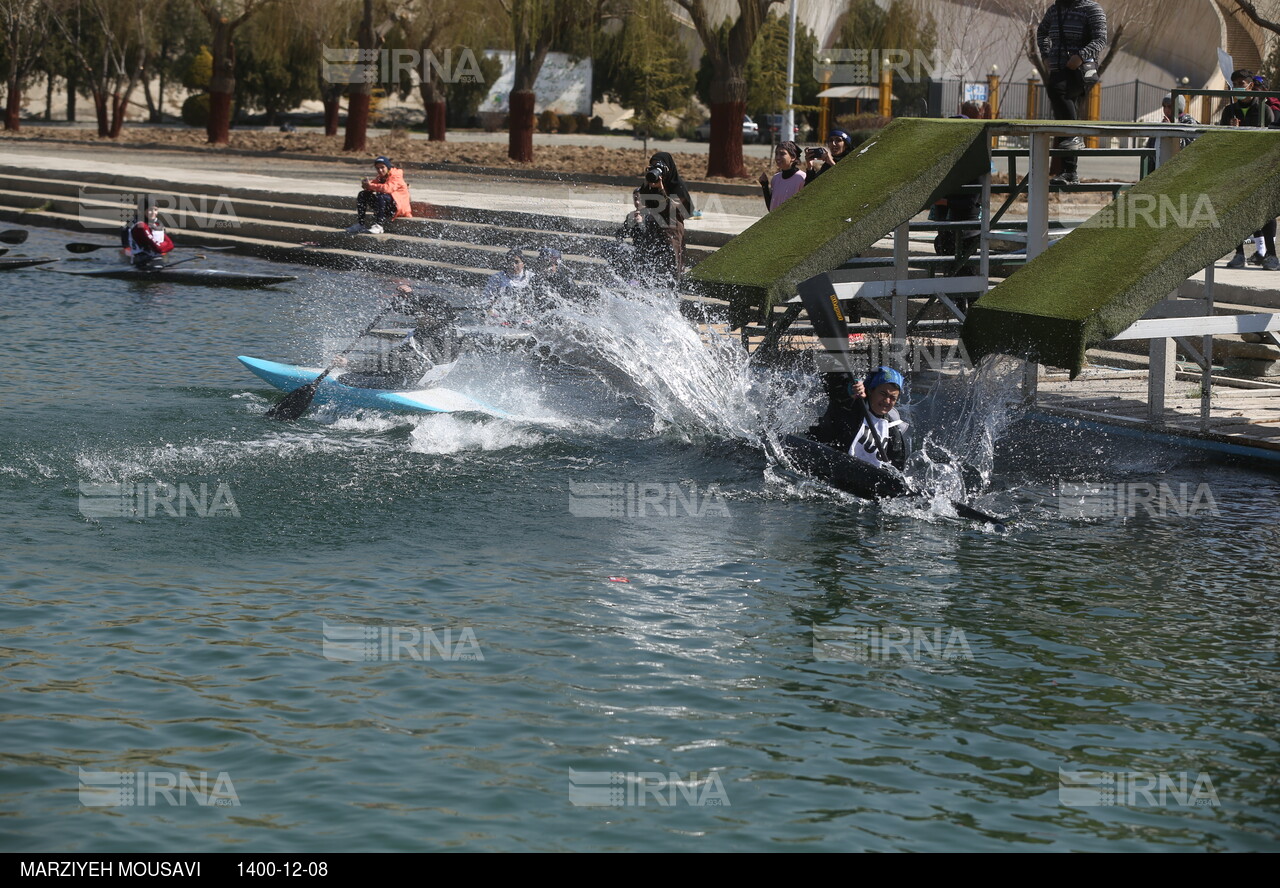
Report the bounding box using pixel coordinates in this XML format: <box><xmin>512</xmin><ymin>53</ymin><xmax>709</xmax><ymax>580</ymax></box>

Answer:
<box><xmin>1027</xmin><ymin>75</ymin><xmax>1039</xmax><ymax>119</ymax></box>
<box><xmin>879</xmin><ymin>61</ymin><xmax>892</xmax><ymax>119</ymax></box>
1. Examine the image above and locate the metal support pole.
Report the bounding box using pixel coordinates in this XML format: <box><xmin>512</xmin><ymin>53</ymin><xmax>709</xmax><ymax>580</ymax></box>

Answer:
<box><xmin>1022</xmin><ymin>131</ymin><xmax>1052</xmax><ymax>400</ymax></box>
<box><xmin>1201</xmin><ymin>261</ymin><xmax>1215</xmax><ymax>431</ymax></box>
<box><xmin>784</xmin><ymin>0</ymin><xmax>796</xmax><ymax>141</ymax></box>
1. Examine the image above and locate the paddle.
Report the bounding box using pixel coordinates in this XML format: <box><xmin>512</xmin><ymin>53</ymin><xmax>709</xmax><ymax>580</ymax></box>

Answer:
<box><xmin>265</xmin><ymin>308</ymin><xmax>396</xmax><ymax>420</ymax></box>
<box><xmin>0</xmin><ymin>229</ymin><xmax>28</xmax><ymax>245</ymax></box>
<box><xmin>796</xmin><ymin>274</ymin><xmax>1009</xmax><ymax>529</ymax></box>
<box><xmin>66</xmin><ymin>242</ymin><xmax>235</xmax><ymax>254</ymax></box>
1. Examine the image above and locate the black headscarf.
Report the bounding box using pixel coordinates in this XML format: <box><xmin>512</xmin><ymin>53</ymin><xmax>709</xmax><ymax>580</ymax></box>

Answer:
<box><xmin>647</xmin><ymin>151</ymin><xmax>696</xmax><ymax>217</ymax></box>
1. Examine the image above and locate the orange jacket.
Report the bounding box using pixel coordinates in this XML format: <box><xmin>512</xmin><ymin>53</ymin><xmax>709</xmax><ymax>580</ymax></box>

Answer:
<box><xmin>365</xmin><ymin>168</ymin><xmax>413</xmax><ymax>218</ymax></box>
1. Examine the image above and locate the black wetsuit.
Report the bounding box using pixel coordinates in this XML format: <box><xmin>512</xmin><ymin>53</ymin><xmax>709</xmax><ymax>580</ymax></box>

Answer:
<box><xmin>807</xmin><ymin>380</ymin><xmax>908</xmax><ymax>471</ymax></box>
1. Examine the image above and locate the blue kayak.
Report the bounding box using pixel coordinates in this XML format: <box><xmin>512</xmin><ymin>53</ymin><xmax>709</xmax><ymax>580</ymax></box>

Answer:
<box><xmin>238</xmin><ymin>356</ymin><xmax>510</xmax><ymax>418</ymax></box>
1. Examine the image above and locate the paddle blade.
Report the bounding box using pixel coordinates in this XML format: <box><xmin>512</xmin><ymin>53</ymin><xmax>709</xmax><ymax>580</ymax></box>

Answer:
<box><xmin>0</xmin><ymin>230</ymin><xmax>28</xmax><ymax>245</ymax></box>
<box><xmin>951</xmin><ymin>500</ymin><xmax>1009</xmax><ymax>530</ymax></box>
<box><xmin>66</xmin><ymin>242</ymin><xmax>111</xmax><ymax>253</ymax></box>
<box><xmin>796</xmin><ymin>274</ymin><xmax>854</xmax><ymax>376</ymax></box>
<box><xmin>265</xmin><ymin>379</ymin><xmax>321</xmax><ymax>420</ymax></box>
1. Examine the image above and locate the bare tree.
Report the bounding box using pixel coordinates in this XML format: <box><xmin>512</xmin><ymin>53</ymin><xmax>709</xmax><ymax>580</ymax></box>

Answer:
<box><xmin>45</xmin><ymin>0</ymin><xmax>153</xmax><ymax>138</ymax></box>
<box><xmin>1228</xmin><ymin>1</ymin><xmax>1280</xmax><ymax>35</ymax></box>
<box><xmin>191</xmin><ymin>0</ymin><xmax>280</xmax><ymax>144</ymax></box>
<box><xmin>501</xmin><ymin>0</ymin><xmax>598</xmax><ymax>162</ymax></box>
<box><xmin>675</xmin><ymin>0</ymin><xmax>781</xmax><ymax>179</ymax></box>
<box><xmin>0</xmin><ymin>0</ymin><xmax>48</xmax><ymax>130</ymax></box>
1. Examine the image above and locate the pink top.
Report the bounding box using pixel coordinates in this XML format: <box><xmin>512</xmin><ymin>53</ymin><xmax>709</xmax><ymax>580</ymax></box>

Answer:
<box><xmin>768</xmin><ymin>169</ymin><xmax>806</xmax><ymax>210</ymax></box>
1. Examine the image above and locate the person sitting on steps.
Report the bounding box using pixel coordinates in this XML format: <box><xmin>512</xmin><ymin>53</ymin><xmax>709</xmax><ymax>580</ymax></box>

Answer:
<box><xmin>347</xmin><ymin>156</ymin><xmax>412</xmax><ymax>235</ymax></box>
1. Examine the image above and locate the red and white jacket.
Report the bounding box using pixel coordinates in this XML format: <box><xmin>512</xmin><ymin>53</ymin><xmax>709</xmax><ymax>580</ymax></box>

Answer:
<box><xmin>130</xmin><ymin>221</ymin><xmax>174</xmax><ymax>259</ymax></box>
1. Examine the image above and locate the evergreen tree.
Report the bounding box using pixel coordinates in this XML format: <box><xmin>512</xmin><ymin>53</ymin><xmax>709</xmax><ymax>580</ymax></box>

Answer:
<box><xmin>613</xmin><ymin>0</ymin><xmax>693</xmax><ymax>138</ymax></box>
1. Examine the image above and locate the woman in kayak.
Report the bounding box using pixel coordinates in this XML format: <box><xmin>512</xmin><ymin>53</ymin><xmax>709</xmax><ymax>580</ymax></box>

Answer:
<box><xmin>807</xmin><ymin>366</ymin><xmax>908</xmax><ymax>471</ymax></box>
<box><xmin>129</xmin><ymin>203</ymin><xmax>174</xmax><ymax>268</ymax></box>
<box><xmin>347</xmin><ymin>156</ymin><xmax>413</xmax><ymax>235</ymax></box>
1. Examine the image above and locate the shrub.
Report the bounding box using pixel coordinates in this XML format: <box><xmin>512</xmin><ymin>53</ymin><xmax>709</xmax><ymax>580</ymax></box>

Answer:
<box><xmin>574</xmin><ymin>113</ymin><xmax>591</xmax><ymax>133</ymax></box>
<box><xmin>559</xmin><ymin>113</ymin><xmax>577</xmax><ymax>134</ymax></box>
<box><xmin>589</xmin><ymin>115</ymin><xmax>605</xmax><ymax>134</ymax></box>
<box><xmin>181</xmin><ymin>94</ymin><xmax>210</xmax><ymax>127</ymax></box>
<box><xmin>538</xmin><ymin>109</ymin><xmax>559</xmax><ymax>132</ymax></box>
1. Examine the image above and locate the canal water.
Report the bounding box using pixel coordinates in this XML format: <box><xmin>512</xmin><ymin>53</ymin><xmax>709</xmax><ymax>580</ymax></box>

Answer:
<box><xmin>1</xmin><ymin>228</ymin><xmax>1276</xmax><ymax>851</ymax></box>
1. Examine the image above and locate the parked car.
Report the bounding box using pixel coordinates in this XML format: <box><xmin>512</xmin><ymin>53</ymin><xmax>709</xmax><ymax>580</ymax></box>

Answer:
<box><xmin>693</xmin><ymin>114</ymin><xmax>760</xmax><ymax>142</ymax></box>
<box><xmin>760</xmin><ymin>113</ymin><xmax>801</xmax><ymax>143</ymax></box>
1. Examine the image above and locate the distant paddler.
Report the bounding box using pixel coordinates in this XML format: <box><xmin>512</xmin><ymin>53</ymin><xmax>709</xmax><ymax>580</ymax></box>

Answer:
<box><xmin>127</xmin><ymin>203</ymin><xmax>175</xmax><ymax>269</ymax></box>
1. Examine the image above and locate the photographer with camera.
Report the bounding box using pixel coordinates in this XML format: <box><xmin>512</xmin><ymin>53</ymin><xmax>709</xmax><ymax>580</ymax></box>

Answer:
<box><xmin>627</xmin><ymin>151</ymin><xmax>690</xmax><ymax>279</ymax></box>
<box><xmin>805</xmin><ymin>129</ymin><xmax>853</xmax><ymax>184</ymax></box>
<box><xmin>758</xmin><ymin>141</ymin><xmax>806</xmax><ymax>212</ymax></box>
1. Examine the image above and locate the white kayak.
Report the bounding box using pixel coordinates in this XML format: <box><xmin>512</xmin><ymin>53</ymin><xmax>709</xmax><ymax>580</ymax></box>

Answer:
<box><xmin>237</xmin><ymin>356</ymin><xmax>510</xmax><ymax>418</ymax></box>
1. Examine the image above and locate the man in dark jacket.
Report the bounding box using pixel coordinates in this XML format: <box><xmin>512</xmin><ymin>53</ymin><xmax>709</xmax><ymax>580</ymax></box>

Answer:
<box><xmin>1037</xmin><ymin>0</ymin><xmax>1108</xmax><ymax>185</ymax></box>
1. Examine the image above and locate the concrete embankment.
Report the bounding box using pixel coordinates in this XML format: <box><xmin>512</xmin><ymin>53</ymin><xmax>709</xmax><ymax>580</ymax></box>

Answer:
<box><xmin>0</xmin><ymin>141</ymin><xmax>763</xmax><ymax>298</ymax></box>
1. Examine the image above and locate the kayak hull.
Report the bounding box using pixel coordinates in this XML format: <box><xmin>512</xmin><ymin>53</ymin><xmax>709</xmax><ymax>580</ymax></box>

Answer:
<box><xmin>238</xmin><ymin>356</ymin><xmax>509</xmax><ymax>418</ymax></box>
<box><xmin>781</xmin><ymin>434</ymin><xmax>910</xmax><ymax>500</ymax></box>
<box><xmin>64</xmin><ymin>267</ymin><xmax>296</xmax><ymax>287</ymax></box>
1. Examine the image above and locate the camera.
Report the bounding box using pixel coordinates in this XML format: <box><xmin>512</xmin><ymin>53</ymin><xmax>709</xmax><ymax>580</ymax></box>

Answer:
<box><xmin>644</xmin><ymin>161</ymin><xmax>668</xmax><ymax>183</ymax></box>
<box><xmin>806</xmin><ymin>147</ymin><xmax>824</xmax><ymax>160</ymax></box>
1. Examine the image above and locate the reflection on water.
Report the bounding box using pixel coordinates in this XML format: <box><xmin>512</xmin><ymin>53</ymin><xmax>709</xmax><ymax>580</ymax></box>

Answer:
<box><xmin>0</xmin><ymin>231</ymin><xmax>1276</xmax><ymax>850</ymax></box>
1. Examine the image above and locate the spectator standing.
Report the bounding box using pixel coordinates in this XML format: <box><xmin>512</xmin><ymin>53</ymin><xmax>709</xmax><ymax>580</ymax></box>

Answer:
<box><xmin>1037</xmin><ymin>0</ymin><xmax>1108</xmax><ymax>185</ymax></box>
<box><xmin>1220</xmin><ymin>70</ymin><xmax>1278</xmax><ymax>270</ymax></box>
<box><xmin>806</xmin><ymin>129</ymin><xmax>853</xmax><ymax>184</ymax></box>
<box><xmin>758</xmin><ymin>141</ymin><xmax>806</xmax><ymax>211</ymax></box>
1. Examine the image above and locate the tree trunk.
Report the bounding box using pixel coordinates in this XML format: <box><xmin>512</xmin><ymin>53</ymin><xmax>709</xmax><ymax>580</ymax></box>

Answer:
<box><xmin>426</xmin><ymin>100</ymin><xmax>446</xmax><ymax>141</ymax></box>
<box><xmin>208</xmin><ymin>91</ymin><xmax>232</xmax><ymax>143</ymax></box>
<box><xmin>4</xmin><ymin>78</ymin><xmax>20</xmax><ymax>130</ymax></box>
<box><xmin>92</xmin><ymin>91</ymin><xmax>109</xmax><ymax>137</ymax></box>
<box><xmin>420</xmin><ymin>78</ymin><xmax>446</xmax><ymax>141</ymax></box>
<box><xmin>44</xmin><ymin>72</ymin><xmax>53</xmax><ymax>121</ymax></box>
<box><xmin>323</xmin><ymin>95</ymin><xmax>341</xmax><ymax>136</ymax></box>
<box><xmin>207</xmin><ymin>21</ymin><xmax>235</xmax><ymax>144</ymax></box>
<box><xmin>705</xmin><ymin>59</ymin><xmax>749</xmax><ymax>178</ymax></box>
<box><xmin>344</xmin><ymin>0</ymin><xmax>378</xmax><ymax>153</ymax></box>
<box><xmin>344</xmin><ymin>90</ymin><xmax>371</xmax><ymax>152</ymax></box>
<box><xmin>508</xmin><ymin>89</ymin><xmax>535</xmax><ymax>162</ymax></box>
<box><xmin>143</xmin><ymin>72</ymin><xmax>158</xmax><ymax>122</ymax></box>
<box><xmin>109</xmin><ymin>92</ymin><xmax>127</xmax><ymax>138</ymax></box>
<box><xmin>66</xmin><ymin>68</ymin><xmax>77</xmax><ymax>121</ymax></box>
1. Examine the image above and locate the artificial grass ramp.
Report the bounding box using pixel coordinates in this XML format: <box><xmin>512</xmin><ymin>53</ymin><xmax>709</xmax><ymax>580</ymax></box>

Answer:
<box><xmin>687</xmin><ymin>118</ymin><xmax>990</xmax><ymax>323</ymax></box>
<box><xmin>963</xmin><ymin>129</ymin><xmax>1280</xmax><ymax>377</ymax></box>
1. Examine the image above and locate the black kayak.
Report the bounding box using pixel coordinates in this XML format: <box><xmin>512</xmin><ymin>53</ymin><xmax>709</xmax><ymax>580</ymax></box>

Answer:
<box><xmin>0</xmin><ymin>258</ymin><xmax>57</xmax><ymax>271</ymax></box>
<box><xmin>781</xmin><ymin>434</ymin><xmax>1009</xmax><ymax>527</ymax></box>
<box><xmin>781</xmin><ymin>434</ymin><xmax>910</xmax><ymax>500</ymax></box>
<box><xmin>59</xmin><ymin>267</ymin><xmax>296</xmax><ymax>287</ymax></box>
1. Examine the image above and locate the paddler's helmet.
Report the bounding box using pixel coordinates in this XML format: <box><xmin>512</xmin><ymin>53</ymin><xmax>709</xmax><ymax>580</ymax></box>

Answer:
<box><xmin>863</xmin><ymin>366</ymin><xmax>904</xmax><ymax>394</ymax></box>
